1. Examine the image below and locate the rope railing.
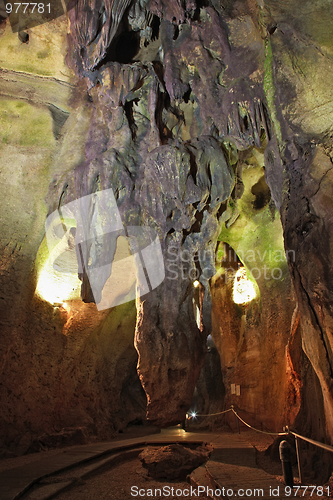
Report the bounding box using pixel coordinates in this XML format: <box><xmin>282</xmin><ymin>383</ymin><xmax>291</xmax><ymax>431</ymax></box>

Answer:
<box><xmin>187</xmin><ymin>408</ymin><xmax>233</xmax><ymax>418</ymax></box>
<box><xmin>288</xmin><ymin>430</ymin><xmax>333</xmax><ymax>454</ymax></box>
<box><xmin>187</xmin><ymin>405</ymin><xmax>333</xmax><ymax>453</ymax></box>
<box><xmin>187</xmin><ymin>405</ymin><xmax>333</xmax><ymax>484</ymax></box>
<box><xmin>231</xmin><ymin>407</ymin><xmax>288</xmax><ymax>437</ymax></box>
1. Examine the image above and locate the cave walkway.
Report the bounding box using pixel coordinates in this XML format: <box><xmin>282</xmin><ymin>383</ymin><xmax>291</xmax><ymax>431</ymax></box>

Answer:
<box><xmin>0</xmin><ymin>427</ymin><xmax>282</xmax><ymax>500</ymax></box>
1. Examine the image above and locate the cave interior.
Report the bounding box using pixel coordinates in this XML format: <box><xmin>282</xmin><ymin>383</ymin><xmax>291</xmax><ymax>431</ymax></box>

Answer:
<box><xmin>1</xmin><ymin>0</ymin><xmax>333</xmax><ymax>482</ymax></box>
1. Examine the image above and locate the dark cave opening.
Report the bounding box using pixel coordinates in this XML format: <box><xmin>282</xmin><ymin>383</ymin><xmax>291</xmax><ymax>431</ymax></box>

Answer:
<box><xmin>173</xmin><ymin>24</ymin><xmax>180</xmax><ymax>41</ymax></box>
<box><xmin>217</xmin><ymin>241</ymin><xmax>242</xmax><ymax>271</ymax></box>
<box><xmin>251</xmin><ymin>175</ymin><xmax>271</xmax><ymax>210</ymax></box>
<box><xmin>112</xmin><ymin>30</ymin><xmax>141</xmax><ymax>64</ymax></box>
<box><xmin>151</xmin><ymin>15</ymin><xmax>161</xmax><ymax>42</ymax></box>
<box><xmin>192</xmin><ymin>0</ymin><xmax>210</xmax><ymax>21</ymax></box>
<box><xmin>97</xmin><ymin>12</ymin><xmax>161</xmax><ymax>66</ymax></box>
<box><xmin>18</xmin><ymin>31</ymin><xmax>29</xmax><ymax>43</ymax></box>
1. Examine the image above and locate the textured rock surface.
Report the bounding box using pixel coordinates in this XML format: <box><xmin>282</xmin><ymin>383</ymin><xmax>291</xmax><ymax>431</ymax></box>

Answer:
<box><xmin>63</xmin><ymin>0</ymin><xmax>247</xmax><ymax>426</ymax></box>
<box><xmin>260</xmin><ymin>0</ymin><xmax>333</xmax><ymax>449</ymax></box>
<box><xmin>133</xmin><ymin>142</ymin><xmax>234</xmax><ymax>425</ymax></box>
<box><xmin>139</xmin><ymin>443</ymin><xmax>212</xmax><ymax>479</ymax></box>
<box><xmin>0</xmin><ymin>18</ymin><xmax>146</xmax><ymax>454</ymax></box>
<box><xmin>62</xmin><ymin>0</ymin><xmax>285</xmax><ymax>428</ymax></box>
<box><xmin>211</xmin><ymin>188</ymin><xmax>298</xmax><ymax>431</ymax></box>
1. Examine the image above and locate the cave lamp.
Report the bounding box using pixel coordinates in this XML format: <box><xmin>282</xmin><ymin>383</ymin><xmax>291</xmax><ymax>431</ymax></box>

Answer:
<box><xmin>233</xmin><ymin>267</ymin><xmax>256</xmax><ymax>304</ymax></box>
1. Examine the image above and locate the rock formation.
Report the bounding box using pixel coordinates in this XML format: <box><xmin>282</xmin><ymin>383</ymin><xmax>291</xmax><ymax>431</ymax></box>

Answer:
<box><xmin>139</xmin><ymin>442</ymin><xmax>212</xmax><ymax>479</ymax></box>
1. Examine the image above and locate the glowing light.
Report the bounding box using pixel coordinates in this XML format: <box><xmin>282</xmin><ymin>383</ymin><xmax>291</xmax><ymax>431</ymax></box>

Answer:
<box><xmin>36</xmin><ymin>261</ymin><xmax>81</xmax><ymax>305</ymax></box>
<box><xmin>193</xmin><ymin>280</ymin><xmax>200</xmax><ymax>288</ymax></box>
<box><xmin>233</xmin><ymin>267</ymin><xmax>256</xmax><ymax>304</ymax></box>
<box><xmin>36</xmin><ymin>230</ymin><xmax>82</xmax><ymax>306</ymax></box>
<box><xmin>190</xmin><ymin>411</ymin><xmax>197</xmax><ymax>418</ymax></box>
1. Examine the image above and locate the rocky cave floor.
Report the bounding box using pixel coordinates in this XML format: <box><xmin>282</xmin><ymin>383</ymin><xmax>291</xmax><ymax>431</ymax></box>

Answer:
<box><xmin>1</xmin><ymin>428</ymin><xmax>333</xmax><ymax>499</ymax></box>
<box><xmin>54</xmin><ymin>457</ymin><xmax>210</xmax><ymax>500</ymax></box>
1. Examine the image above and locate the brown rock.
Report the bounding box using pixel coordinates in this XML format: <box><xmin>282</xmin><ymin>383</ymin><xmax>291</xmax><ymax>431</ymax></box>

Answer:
<box><xmin>139</xmin><ymin>443</ymin><xmax>212</xmax><ymax>479</ymax></box>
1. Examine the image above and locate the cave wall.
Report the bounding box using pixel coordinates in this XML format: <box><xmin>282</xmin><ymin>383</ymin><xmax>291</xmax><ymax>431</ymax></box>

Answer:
<box><xmin>0</xmin><ymin>18</ymin><xmax>145</xmax><ymax>454</ymax></box>
<box><xmin>206</xmin><ymin>0</ymin><xmax>333</xmax><ymax>445</ymax></box>
<box><xmin>211</xmin><ymin>158</ymin><xmax>298</xmax><ymax>432</ymax></box>
<box><xmin>260</xmin><ymin>0</ymin><xmax>333</xmax><ymax>442</ymax></box>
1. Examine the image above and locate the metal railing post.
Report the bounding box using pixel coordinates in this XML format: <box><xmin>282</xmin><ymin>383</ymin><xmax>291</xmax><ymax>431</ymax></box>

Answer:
<box><xmin>295</xmin><ymin>436</ymin><xmax>305</xmax><ymax>484</ymax></box>
<box><xmin>279</xmin><ymin>440</ymin><xmax>294</xmax><ymax>487</ymax></box>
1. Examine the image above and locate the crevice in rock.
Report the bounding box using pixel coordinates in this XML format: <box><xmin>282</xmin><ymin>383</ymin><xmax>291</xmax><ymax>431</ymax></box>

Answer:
<box><xmin>173</xmin><ymin>24</ymin><xmax>180</xmax><ymax>41</ymax></box>
<box><xmin>18</xmin><ymin>31</ymin><xmax>29</xmax><ymax>43</ymax></box>
<box><xmin>57</xmin><ymin>183</ymin><xmax>69</xmax><ymax>231</ymax></box>
<box><xmin>181</xmin><ymin>207</ymin><xmax>206</xmax><ymax>245</ymax></box>
<box><xmin>152</xmin><ymin>61</ymin><xmax>165</xmax><ymax>86</ymax></box>
<box><xmin>192</xmin><ymin>0</ymin><xmax>209</xmax><ymax>22</ymax></box>
<box><xmin>47</xmin><ymin>105</ymin><xmax>69</xmax><ymax>140</ymax></box>
<box><xmin>11</xmin><ymin>0</ymin><xmax>332</xmax><ymax>449</ymax></box>
<box><xmin>92</xmin><ymin>6</ymin><xmax>141</xmax><ymax>69</ymax></box>
<box><xmin>92</xmin><ymin>173</ymin><xmax>101</xmax><ymax>193</ymax></box>
<box><xmin>188</xmin><ymin>151</ymin><xmax>197</xmax><ymax>182</ymax></box>
<box><xmin>183</xmin><ymin>87</ymin><xmax>191</xmax><ymax>103</ymax></box>
<box><xmin>260</xmin><ymin>102</ymin><xmax>272</xmax><ymax>142</ymax></box>
<box><xmin>216</xmin><ymin>200</ymin><xmax>228</xmax><ymax>220</ymax></box>
<box><xmin>251</xmin><ymin>175</ymin><xmax>271</xmax><ymax>210</ymax></box>
<box><xmin>123</xmin><ymin>100</ymin><xmax>138</xmax><ymax>140</ymax></box>
<box><xmin>151</xmin><ymin>15</ymin><xmax>161</xmax><ymax>41</ymax></box>
<box><xmin>191</xmin><ymin>209</ymin><xmax>204</xmax><ymax>233</ymax></box>
<box><xmin>155</xmin><ymin>87</ymin><xmax>173</xmax><ymax>144</ymax></box>
<box><xmin>295</xmin><ymin>266</ymin><xmax>333</xmax><ymax>379</ymax></box>
<box><xmin>312</xmin><ymin>166</ymin><xmax>333</xmax><ymax>197</ymax></box>
<box><xmin>268</xmin><ymin>25</ymin><xmax>277</xmax><ymax>35</ymax></box>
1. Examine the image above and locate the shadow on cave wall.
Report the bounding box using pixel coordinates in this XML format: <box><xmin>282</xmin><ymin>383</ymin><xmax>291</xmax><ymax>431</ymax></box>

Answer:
<box><xmin>190</xmin><ymin>334</ymin><xmax>226</xmax><ymax>428</ymax></box>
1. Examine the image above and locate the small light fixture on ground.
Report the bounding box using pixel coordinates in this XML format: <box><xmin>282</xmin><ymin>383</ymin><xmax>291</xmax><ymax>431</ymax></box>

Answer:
<box><xmin>233</xmin><ymin>267</ymin><xmax>256</xmax><ymax>304</ymax></box>
<box><xmin>193</xmin><ymin>280</ymin><xmax>200</xmax><ymax>288</ymax></box>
